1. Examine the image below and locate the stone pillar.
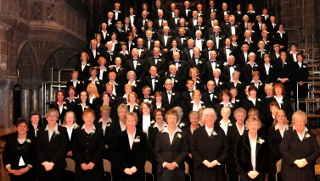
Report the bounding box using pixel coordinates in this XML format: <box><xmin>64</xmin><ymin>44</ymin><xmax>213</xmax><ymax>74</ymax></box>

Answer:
<box><xmin>30</xmin><ymin>88</ymin><xmax>39</xmax><ymax>113</ymax></box>
<box><xmin>0</xmin><ymin>80</ymin><xmax>16</xmax><ymax>128</ymax></box>
<box><xmin>21</xmin><ymin>89</ymin><xmax>30</xmax><ymax>121</ymax></box>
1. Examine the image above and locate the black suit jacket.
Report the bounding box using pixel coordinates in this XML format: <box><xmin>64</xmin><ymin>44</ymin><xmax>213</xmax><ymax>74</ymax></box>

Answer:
<box><xmin>222</xmin><ymin>64</ymin><xmax>241</xmax><ymax>82</ymax></box>
<box><xmin>154</xmin><ymin>129</ymin><xmax>188</xmax><ymax>169</ymax></box>
<box><xmin>66</xmin><ymin>80</ymin><xmax>84</xmax><ymax>95</ymax></box>
<box><xmin>36</xmin><ymin>126</ymin><xmax>67</xmax><ymax>169</ymax></box>
<box><xmin>234</xmin><ymin>131</ymin><xmax>268</xmax><ymax>174</ymax></box>
<box><xmin>72</xmin><ymin>127</ymin><xmax>104</xmax><ymax>180</ymax></box>
<box><xmin>267</xmin><ymin>126</ymin><xmax>283</xmax><ymax>160</ymax></box>
<box><xmin>126</xmin><ymin>58</ymin><xmax>146</xmax><ymax>82</ymax></box>
<box><xmin>162</xmin><ymin>91</ymin><xmax>181</xmax><ymax>111</ymax></box>
<box><xmin>201</xmin><ymin>60</ymin><xmax>223</xmax><ymax>82</ymax></box>
<box><xmin>3</xmin><ymin>134</ymin><xmax>36</xmax><ymax>169</ymax></box>
<box><xmin>175</xmin><ymin>35</ymin><xmax>189</xmax><ymax>50</ymax></box>
<box><xmin>260</xmin><ymin>63</ymin><xmax>277</xmax><ymax>84</ymax></box>
<box><xmin>241</xmin><ymin>97</ymin><xmax>265</xmax><ymax>118</ymax></box>
<box><xmin>143</xmin><ymin>76</ymin><xmax>163</xmax><ymax>95</ymax></box>
<box><xmin>115</xmin><ymin>130</ymin><xmax>148</xmax><ymax>180</ymax></box>
<box><xmin>103</xmin><ymin>51</ymin><xmax>119</xmax><ymax>67</ymax></box>
<box><xmin>146</xmin><ymin>57</ymin><xmax>167</xmax><ymax>77</ymax></box>
<box><xmin>188</xmin><ymin>57</ymin><xmax>205</xmax><ymax>74</ymax></box>
<box><xmin>75</xmin><ymin>62</ymin><xmax>91</xmax><ymax>82</ymax></box>
<box><xmin>201</xmin><ymin>91</ymin><xmax>220</xmax><ymax>108</ymax></box>
<box><xmin>158</xmin><ymin>34</ymin><xmax>173</xmax><ymax>49</ymax></box>
<box><xmin>168</xmin><ymin>60</ymin><xmax>189</xmax><ymax>82</ymax></box>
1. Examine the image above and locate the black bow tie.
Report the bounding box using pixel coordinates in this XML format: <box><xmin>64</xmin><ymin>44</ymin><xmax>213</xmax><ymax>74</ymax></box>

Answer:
<box><xmin>209</xmin><ymin>92</ymin><xmax>214</xmax><ymax>95</ymax></box>
<box><xmin>231</xmin><ymin>24</ymin><xmax>235</xmax><ymax>26</ymax></box>
<box><xmin>226</xmin><ymin>48</ymin><xmax>230</xmax><ymax>49</ymax></box>
<box><xmin>148</xmin><ymin>39</ymin><xmax>151</xmax><ymax>41</ymax></box>
<box><xmin>133</xmin><ymin>59</ymin><xmax>137</xmax><ymax>61</ymax></box>
<box><xmin>170</xmin><ymin>76</ymin><xmax>175</xmax><ymax>78</ymax></box>
<box><xmin>189</xmin><ymin>91</ymin><xmax>193</xmax><ymax>93</ymax></box>
<box><xmin>211</xmin><ymin>60</ymin><xmax>216</xmax><ymax>63</ymax></box>
<box><xmin>151</xmin><ymin>77</ymin><xmax>155</xmax><ymax>79</ymax></box>
<box><xmin>138</xmin><ymin>47</ymin><xmax>143</xmax><ymax>49</ymax></box>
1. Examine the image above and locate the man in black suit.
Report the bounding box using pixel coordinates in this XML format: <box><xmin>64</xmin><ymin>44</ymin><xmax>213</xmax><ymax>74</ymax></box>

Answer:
<box><xmin>158</xmin><ymin>26</ymin><xmax>172</xmax><ymax>54</ymax></box>
<box><xmin>136</xmin><ymin>11</ymin><xmax>149</xmax><ymax>33</ymax></box>
<box><xmin>114</xmin><ymin>21</ymin><xmax>126</xmax><ymax>42</ymax></box>
<box><xmin>126</xmin><ymin>48</ymin><xmax>146</xmax><ymax>82</ymax></box>
<box><xmin>143</xmin><ymin>30</ymin><xmax>155</xmax><ymax>51</ymax></box>
<box><xmin>180</xmin><ymin>0</ymin><xmax>192</xmax><ymax>20</ymax></box>
<box><xmin>163</xmin><ymin>65</ymin><xmax>184</xmax><ymax>93</ymax></box>
<box><xmin>188</xmin><ymin>10</ymin><xmax>199</xmax><ymax>29</ymax></box>
<box><xmin>189</xmin><ymin>47</ymin><xmax>205</xmax><ymax>73</ymax></box>
<box><xmin>169</xmin><ymin>9</ymin><xmax>181</xmax><ymax>30</ymax></box>
<box><xmin>191</xmin><ymin>16</ymin><xmax>207</xmax><ymax>39</ymax></box>
<box><xmin>153</xmin><ymin>10</ymin><xmax>166</xmax><ymax>31</ymax></box>
<box><xmin>225</xmin><ymin>15</ymin><xmax>242</xmax><ymax>38</ymax></box>
<box><xmin>86</xmin><ymin>39</ymin><xmax>102</xmax><ymax>67</ymax></box>
<box><xmin>218</xmin><ymin>2</ymin><xmax>231</xmax><ymax>23</ymax></box>
<box><xmin>175</xmin><ymin>27</ymin><xmax>189</xmax><ymax>50</ymax></box>
<box><xmin>182</xmin><ymin>39</ymin><xmax>195</xmax><ymax>60</ymax></box>
<box><xmin>206</xmin><ymin>11</ymin><xmax>218</xmax><ymax>29</ymax></box>
<box><xmin>201</xmin><ymin>80</ymin><xmax>220</xmax><ymax>108</ymax></box>
<box><xmin>206</xmin><ymin>0</ymin><xmax>218</xmax><ymax>20</ymax></box>
<box><xmin>162</xmin><ymin>79</ymin><xmax>181</xmax><ymax>111</ymax></box>
<box><xmin>223</xmin><ymin>55</ymin><xmax>242</xmax><ymax>82</ymax></box>
<box><xmin>143</xmin><ymin>66</ymin><xmax>163</xmax><ymax>96</ymax></box>
<box><xmin>219</xmin><ymin>37</ymin><xmax>235</xmax><ymax>63</ymax></box>
<box><xmin>201</xmin><ymin>50</ymin><xmax>223</xmax><ymax>82</ymax></box>
<box><xmin>146</xmin><ymin>47</ymin><xmax>166</xmax><ymax>77</ymax></box>
<box><xmin>166</xmin><ymin>3</ymin><xmax>176</xmax><ymax>19</ymax></box>
<box><xmin>136</xmin><ymin>38</ymin><xmax>149</xmax><ymax>59</ymax></box>
<box><xmin>152</xmin><ymin>0</ymin><xmax>164</xmax><ymax>20</ymax></box>
<box><xmin>208</xmin><ymin>26</ymin><xmax>225</xmax><ymax>51</ymax></box>
<box><xmin>181</xmin><ymin>79</ymin><xmax>194</xmax><ymax>106</ymax></box>
<box><xmin>201</xmin><ymin>40</ymin><xmax>215</xmax><ymax>61</ymax></box>
<box><xmin>168</xmin><ymin>52</ymin><xmax>189</xmax><ymax>83</ymax></box>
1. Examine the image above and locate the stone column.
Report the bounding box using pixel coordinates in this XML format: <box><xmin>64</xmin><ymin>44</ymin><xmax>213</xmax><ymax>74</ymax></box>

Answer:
<box><xmin>30</xmin><ymin>88</ymin><xmax>39</xmax><ymax>113</ymax></box>
<box><xmin>0</xmin><ymin>79</ymin><xmax>16</xmax><ymax>128</ymax></box>
<box><xmin>20</xmin><ymin>88</ymin><xmax>30</xmax><ymax>121</ymax></box>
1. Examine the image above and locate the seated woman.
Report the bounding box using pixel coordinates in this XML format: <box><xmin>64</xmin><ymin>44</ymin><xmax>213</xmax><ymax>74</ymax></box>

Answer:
<box><xmin>72</xmin><ymin>109</ymin><xmax>104</xmax><ymax>181</ymax></box>
<box><xmin>268</xmin><ymin>109</ymin><xmax>288</xmax><ymax>181</ymax></box>
<box><xmin>3</xmin><ymin>119</ymin><xmax>36</xmax><ymax>181</ymax></box>
<box><xmin>280</xmin><ymin>110</ymin><xmax>320</xmax><ymax>181</ymax></box>
<box><xmin>61</xmin><ymin>111</ymin><xmax>79</xmax><ymax>158</ymax></box>
<box><xmin>235</xmin><ymin>116</ymin><xmax>268</xmax><ymax>181</ymax></box>
<box><xmin>155</xmin><ymin>109</ymin><xmax>188</xmax><ymax>181</ymax></box>
<box><xmin>36</xmin><ymin>108</ymin><xmax>67</xmax><ymax>181</ymax></box>
<box><xmin>115</xmin><ymin>112</ymin><xmax>148</xmax><ymax>181</ymax></box>
<box><xmin>190</xmin><ymin>108</ymin><xmax>228</xmax><ymax>181</ymax></box>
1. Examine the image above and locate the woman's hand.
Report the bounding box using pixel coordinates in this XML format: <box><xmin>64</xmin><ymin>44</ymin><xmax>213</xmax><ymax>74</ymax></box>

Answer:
<box><xmin>124</xmin><ymin>168</ymin><xmax>133</xmax><ymax>175</ymax></box>
<box><xmin>81</xmin><ymin>163</ymin><xmax>88</xmax><ymax>170</ymax></box>
<box><xmin>87</xmin><ymin>162</ymin><xmax>95</xmax><ymax>170</ymax></box>
<box><xmin>7</xmin><ymin>168</ymin><xmax>21</xmax><ymax>175</ymax></box>
<box><xmin>188</xmin><ymin>153</ymin><xmax>192</xmax><ymax>158</ymax></box>
<box><xmin>166</xmin><ymin>163</ymin><xmax>177</xmax><ymax>170</ymax></box>
<box><xmin>105</xmin><ymin>144</ymin><xmax>109</xmax><ymax>149</ymax></box>
<box><xmin>18</xmin><ymin>167</ymin><xmax>30</xmax><ymax>175</ymax></box>
<box><xmin>130</xmin><ymin>166</ymin><xmax>137</xmax><ymax>173</ymax></box>
<box><xmin>66</xmin><ymin>151</ymin><xmax>73</xmax><ymax>157</ymax></box>
<box><xmin>248</xmin><ymin>171</ymin><xmax>259</xmax><ymax>179</ymax></box>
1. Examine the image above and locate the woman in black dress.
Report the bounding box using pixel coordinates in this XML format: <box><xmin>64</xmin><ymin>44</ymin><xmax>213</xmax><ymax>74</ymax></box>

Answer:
<box><xmin>65</xmin><ymin>86</ymin><xmax>78</xmax><ymax>113</ymax></box>
<box><xmin>227</xmin><ymin>108</ymin><xmax>247</xmax><ymax>181</ymax></box>
<box><xmin>235</xmin><ymin>116</ymin><xmax>268</xmax><ymax>181</ymax></box>
<box><xmin>190</xmin><ymin>108</ymin><xmax>228</xmax><ymax>181</ymax></box>
<box><xmin>155</xmin><ymin>109</ymin><xmax>188</xmax><ymax>181</ymax></box>
<box><xmin>27</xmin><ymin>110</ymin><xmax>41</xmax><ymax>141</ymax></box>
<box><xmin>268</xmin><ymin>109</ymin><xmax>288</xmax><ymax>181</ymax></box>
<box><xmin>74</xmin><ymin>91</ymin><xmax>92</xmax><ymax>126</ymax></box>
<box><xmin>36</xmin><ymin>108</ymin><xmax>67</xmax><ymax>181</ymax></box>
<box><xmin>148</xmin><ymin>108</ymin><xmax>167</xmax><ymax>181</ymax></box>
<box><xmin>49</xmin><ymin>90</ymin><xmax>68</xmax><ymax>125</ymax></box>
<box><xmin>61</xmin><ymin>111</ymin><xmax>79</xmax><ymax>158</ymax></box>
<box><xmin>115</xmin><ymin>112</ymin><xmax>148</xmax><ymax>181</ymax></box>
<box><xmin>3</xmin><ymin>119</ymin><xmax>36</xmax><ymax>181</ymax></box>
<box><xmin>280</xmin><ymin>110</ymin><xmax>320</xmax><ymax>181</ymax></box>
<box><xmin>72</xmin><ymin>109</ymin><xmax>104</xmax><ymax>181</ymax></box>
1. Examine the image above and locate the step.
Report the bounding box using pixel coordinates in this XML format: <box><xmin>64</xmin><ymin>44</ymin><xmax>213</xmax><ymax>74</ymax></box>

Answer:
<box><xmin>307</xmin><ymin>114</ymin><xmax>320</xmax><ymax>119</ymax></box>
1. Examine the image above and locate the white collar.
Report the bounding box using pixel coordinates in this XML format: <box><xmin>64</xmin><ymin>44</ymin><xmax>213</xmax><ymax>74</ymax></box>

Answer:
<box><xmin>45</xmin><ymin>123</ymin><xmax>58</xmax><ymax>131</ymax></box>
<box><xmin>293</xmin><ymin>126</ymin><xmax>308</xmax><ymax>132</ymax></box>
<box><xmin>161</xmin><ymin>126</ymin><xmax>182</xmax><ymax>134</ymax></box>
<box><xmin>275</xmin><ymin>123</ymin><xmax>288</xmax><ymax>130</ymax></box>
<box><xmin>153</xmin><ymin>121</ymin><xmax>168</xmax><ymax>130</ymax></box>
<box><xmin>98</xmin><ymin>117</ymin><xmax>112</xmax><ymax>123</ymax></box>
<box><xmin>81</xmin><ymin>124</ymin><xmax>96</xmax><ymax>131</ymax></box>
<box><xmin>62</xmin><ymin>123</ymin><xmax>79</xmax><ymax>129</ymax></box>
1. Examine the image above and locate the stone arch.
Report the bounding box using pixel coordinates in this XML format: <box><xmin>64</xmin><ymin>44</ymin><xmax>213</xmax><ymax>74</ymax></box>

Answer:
<box><xmin>17</xmin><ymin>41</ymin><xmax>39</xmax><ymax>87</ymax></box>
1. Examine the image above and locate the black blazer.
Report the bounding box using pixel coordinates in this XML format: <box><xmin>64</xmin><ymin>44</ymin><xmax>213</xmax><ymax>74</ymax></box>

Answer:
<box><xmin>154</xmin><ymin>129</ymin><xmax>188</xmax><ymax>169</ymax></box>
<box><xmin>66</xmin><ymin>80</ymin><xmax>84</xmax><ymax>95</ymax></box>
<box><xmin>162</xmin><ymin>91</ymin><xmax>181</xmax><ymax>111</ymax></box>
<box><xmin>241</xmin><ymin>97</ymin><xmax>265</xmax><ymax>118</ymax></box>
<box><xmin>3</xmin><ymin>134</ymin><xmax>36</xmax><ymax>169</ymax></box>
<box><xmin>115</xmin><ymin>130</ymin><xmax>148</xmax><ymax>180</ymax></box>
<box><xmin>74</xmin><ymin>102</ymin><xmax>92</xmax><ymax>126</ymax></box>
<box><xmin>234</xmin><ymin>131</ymin><xmax>268</xmax><ymax>174</ymax></box>
<box><xmin>167</xmin><ymin>60</ymin><xmax>189</xmax><ymax>82</ymax></box>
<box><xmin>72</xmin><ymin>127</ymin><xmax>104</xmax><ymax>180</ymax></box>
<box><xmin>142</xmin><ymin>76</ymin><xmax>163</xmax><ymax>95</ymax></box>
<box><xmin>75</xmin><ymin>62</ymin><xmax>91</xmax><ymax>82</ymax></box>
<box><xmin>49</xmin><ymin>103</ymin><xmax>69</xmax><ymax>124</ymax></box>
<box><xmin>227</xmin><ymin>124</ymin><xmax>245</xmax><ymax>161</ymax></box>
<box><xmin>146</xmin><ymin>56</ymin><xmax>167</xmax><ymax>78</ymax></box>
<box><xmin>267</xmin><ymin>126</ymin><xmax>284</xmax><ymax>160</ymax></box>
<box><xmin>259</xmin><ymin>63</ymin><xmax>277</xmax><ymax>84</ymax></box>
<box><xmin>126</xmin><ymin>58</ymin><xmax>146</xmax><ymax>82</ymax></box>
<box><xmin>280</xmin><ymin>127</ymin><xmax>320</xmax><ymax>181</ymax></box>
<box><xmin>188</xmin><ymin>57</ymin><xmax>205</xmax><ymax>74</ymax></box>
<box><xmin>36</xmin><ymin>125</ymin><xmax>67</xmax><ymax>169</ymax></box>
<box><xmin>201</xmin><ymin>91</ymin><xmax>220</xmax><ymax>108</ymax></box>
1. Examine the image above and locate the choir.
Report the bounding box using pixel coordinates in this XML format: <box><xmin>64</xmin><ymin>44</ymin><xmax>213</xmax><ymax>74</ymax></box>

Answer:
<box><xmin>3</xmin><ymin>1</ymin><xmax>320</xmax><ymax>181</ymax></box>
